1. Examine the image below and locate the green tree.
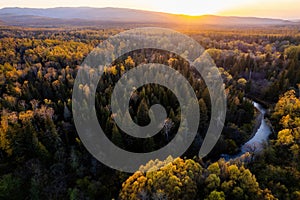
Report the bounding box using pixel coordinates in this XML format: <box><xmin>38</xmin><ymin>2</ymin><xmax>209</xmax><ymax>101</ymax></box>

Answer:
<box><xmin>112</xmin><ymin>123</ymin><xmax>124</xmax><ymax>148</ymax></box>
<box><xmin>0</xmin><ymin>174</ymin><xmax>23</xmax><ymax>200</ymax></box>
<box><xmin>205</xmin><ymin>190</ymin><xmax>225</xmax><ymax>200</ymax></box>
<box><xmin>137</xmin><ymin>99</ymin><xmax>150</xmax><ymax>126</ymax></box>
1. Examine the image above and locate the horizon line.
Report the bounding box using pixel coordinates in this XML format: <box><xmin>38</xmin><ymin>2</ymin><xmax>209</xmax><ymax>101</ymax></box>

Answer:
<box><xmin>0</xmin><ymin>6</ymin><xmax>298</xmax><ymax>21</ymax></box>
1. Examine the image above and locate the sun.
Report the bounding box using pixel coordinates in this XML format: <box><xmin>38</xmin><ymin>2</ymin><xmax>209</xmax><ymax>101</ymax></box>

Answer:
<box><xmin>154</xmin><ymin>1</ymin><xmax>223</xmax><ymax>16</ymax></box>
<box><xmin>145</xmin><ymin>0</ymin><xmax>251</xmax><ymax>16</ymax></box>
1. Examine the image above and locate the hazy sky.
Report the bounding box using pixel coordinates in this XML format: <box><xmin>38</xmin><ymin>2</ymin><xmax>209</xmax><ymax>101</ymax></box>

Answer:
<box><xmin>1</xmin><ymin>0</ymin><xmax>299</xmax><ymax>19</ymax></box>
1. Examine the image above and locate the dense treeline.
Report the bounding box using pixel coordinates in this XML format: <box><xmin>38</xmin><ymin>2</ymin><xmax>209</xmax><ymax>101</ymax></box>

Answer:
<box><xmin>247</xmin><ymin>90</ymin><xmax>300</xmax><ymax>199</ymax></box>
<box><xmin>0</xmin><ymin>26</ymin><xmax>299</xmax><ymax>199</ymax></box>
<box><xmin>120</xmin><ymin>157</ymin><xmax>275</xmax><ymax>200</ymax></box>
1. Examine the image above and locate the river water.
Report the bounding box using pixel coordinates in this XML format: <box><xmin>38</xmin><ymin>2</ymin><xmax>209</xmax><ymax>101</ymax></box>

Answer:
<box><xmin>221</xmin><ymin>101</ymin><xmax>272</xmax><ymax>161</ymax></box>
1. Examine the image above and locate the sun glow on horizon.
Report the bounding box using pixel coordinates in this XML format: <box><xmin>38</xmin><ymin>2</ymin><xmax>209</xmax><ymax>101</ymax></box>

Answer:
<box><xmin>0</xmin><ymin>0</ymin><xmax>299</xmax><ymax>19</ymax></box>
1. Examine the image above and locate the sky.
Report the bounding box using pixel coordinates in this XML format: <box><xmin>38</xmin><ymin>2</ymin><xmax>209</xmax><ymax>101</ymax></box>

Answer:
<box><xmin>0</xmin><ymin>0</ymin><xmax>300</xmax><ymax>19</ymax></box>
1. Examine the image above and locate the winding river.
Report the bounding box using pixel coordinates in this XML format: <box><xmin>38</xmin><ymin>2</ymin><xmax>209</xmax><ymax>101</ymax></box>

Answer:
<box><xmin>221</xmin><ymin>101</ymin><xmax>272</xmax><ymax>161</ymax></box>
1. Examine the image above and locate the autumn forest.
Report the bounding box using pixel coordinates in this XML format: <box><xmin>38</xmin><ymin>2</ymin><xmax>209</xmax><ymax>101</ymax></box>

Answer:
<box><xmin>0</xmin><ymin>18</ymin><xmax>300</xmax><ymax>200</ymax></box>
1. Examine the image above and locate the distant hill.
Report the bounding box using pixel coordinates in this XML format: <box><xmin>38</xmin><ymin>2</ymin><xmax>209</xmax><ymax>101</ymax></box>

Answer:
<box><xmin>0</xmin><ymin>7</ymin><xmax>295</xmax><ymax>27</ymax></box>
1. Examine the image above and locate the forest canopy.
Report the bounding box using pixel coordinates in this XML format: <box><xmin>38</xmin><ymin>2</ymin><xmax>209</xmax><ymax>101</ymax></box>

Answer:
<box><xmin>0</xmin><ymin>25</ymin><xmax>300</xmax><ymax>199</ymax></box>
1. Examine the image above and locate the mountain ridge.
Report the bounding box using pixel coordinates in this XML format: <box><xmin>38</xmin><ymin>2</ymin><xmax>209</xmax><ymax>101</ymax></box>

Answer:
<box><xmin>0</xmin><ymin>7</ymin><xmax>297</xmax><ymax>27</ymax></box>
